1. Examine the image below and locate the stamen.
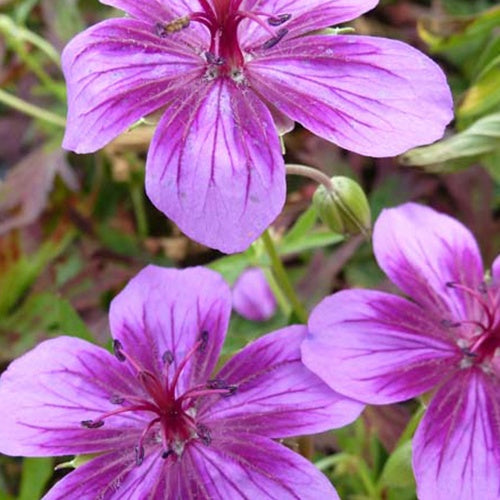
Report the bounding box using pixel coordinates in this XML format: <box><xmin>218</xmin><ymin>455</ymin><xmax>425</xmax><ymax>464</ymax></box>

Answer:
<box><xmin>162</xmin><ymin>350</ymin><xmax>174</xmax><ymax>365</ymax></box>
<box><xmin>109</xmin><ymin>394</ymin><xmax>125</xmax><ymax>405</ymax></box>
<box><xmin>162</xmin><ymin>449</ymin><xmax>174</xmax><ymax>459</ymax></box>
<box><xmin>268</xmin><ymin>14</ymin><xmax>292</xmax><ymax>26</ymax></box>
<box><xmin>441</xmin><ymin>319</ymin><xmax>461</xmax><ymax>328</ymax></box>
<box><xmin>236</xmin><ymin>11</ymin><xmax>275</xmax><ymax>36</ymax></box>
<box><xmin>135</xmin><ymin>445</ymin><xmax>145</xmax><ymax>466</ymax></box>
<box><xmin>81</xmin><ymin>419</ymin><xmax>104</xmax><ymax>429</ymax></box>
<box><xmin>207</xmin><ymin>378</ymin><xmax>238</xmax><ymax>396</ymax></box>
<box><xmin>196</xmin><ymin>424</ymin><xmax>212</xmax><ymax>445</ymax></box>
<box><xmin>163</xmin><ymin>16</ymin><xmax>191</xmax><ymax>34</ymax></box>
<box><xmin>205</xmin><ymin>52</ymin><xmax>225</xmax><ymax>65</ymax></box>
<box><xmin>262</xmin><ymin>28</ymin><xmax>288</xmax><ymax>50</ymax></box>
<box><xmin>446</xmin><ymin>282</ymin><xmax>495</xmax><ymax>330</ymax></box>
<box><xmin>135</xmin><ymin>416</ymin><xmax>160</xmax><ymax>467</ymax></box>
<box><xmin>168</xmin><ymin>333</ymin><xmax>209</xmax><ymax>394</ymax></box>
<box><xmin>81</xmin><ymin>402</ymin><xmax>158</xmax><ymax>429</ymax></box>
<box><xmin>199</xmin><ymin>330</ymin><xmax>209</xmax><ymax>352</ymax></box>
<box><xmin>113</xmin><ymin>339</ymin><xmax>126</xmax><ymax>362</ymax></box>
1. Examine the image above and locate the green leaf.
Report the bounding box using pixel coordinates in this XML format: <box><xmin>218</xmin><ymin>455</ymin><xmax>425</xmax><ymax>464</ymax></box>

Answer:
<box><xmin>279</xmin><ymin>231</ymin><xmax>344</xmax><ymax>255</ymax></box>
<box><xmin>281</xmin><ymin>206</ymin><xmax>318</xmax><ymax>244</ymax></box>
<box><xmin>18</xmin><ymin>457</ymin><xmax>53</xmax><ymax>500</ymax></box>
<box><xmin>379</xmin><ymin>441</ymin><xmax>415</xmax><ymax>489</ymax></box>
<box><xmin>0</xmin><ymin>230</ymin><xmax>75</xmax><ymax>316</ymax></box>
<box><xmin>400</xmin><ymin>112</ymin><xmax>500</xmax><ymax>174</ymax></box>
<box><xmin>209</xmin><ymin>251</ymin><xmax>254</xmax><ymax>285</ymax></box>
<box><xmin>0</xmin><ymin>292</ymin><xmax>94</xmax><ymax>360</ymax></box>
<box><xmin>418</xmin><ymin>6</ymin><xmax>500</xmax><ymax>77</ymax></box>
<box><xmin>459</xmin><ymin>55</ymin><xmax>500</xmax><ymax>120</ymax></box>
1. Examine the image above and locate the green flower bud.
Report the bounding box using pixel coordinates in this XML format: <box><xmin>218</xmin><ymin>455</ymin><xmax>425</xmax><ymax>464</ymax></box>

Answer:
<box><xmin>313</xmin><ymin>176</ymin><xmax>371</xmax><ymax>237</ymax></box>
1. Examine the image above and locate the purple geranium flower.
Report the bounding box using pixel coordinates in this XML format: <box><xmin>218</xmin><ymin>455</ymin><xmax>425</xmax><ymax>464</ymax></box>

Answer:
<box><xmin>0</xmin><ymin>266</ymin><xmax>363</xmax><ymax>498</ymax></box>
<box><xmin>301</xmin><ymin>203</ymin><xmax>500</xmax><ymax>499</ymax></box>
<box><xmin>232</xmin><ymin>267</ymin><xmax>277</xmax><ymax>321</ymax></box>
<box><xmin>62</xmin><ymin>0</ymin><xmax>453</xmax><ymax>253</ymax></box>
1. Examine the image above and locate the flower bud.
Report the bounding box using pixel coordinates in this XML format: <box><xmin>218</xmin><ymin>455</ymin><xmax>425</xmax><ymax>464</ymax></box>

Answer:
<box><xmin>313</xmin><ymin>176</ymin><xmax>371</xmax><ymax>236</ymax></box>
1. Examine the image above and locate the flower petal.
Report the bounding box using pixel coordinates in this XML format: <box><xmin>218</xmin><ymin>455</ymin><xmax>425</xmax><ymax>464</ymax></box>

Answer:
<box><xmin>492</xmin><ymin>254</ymin><xmax>500</xmax><ymax>283</ymax></box>
<box><xmin>44</xmin><ymin>447</ymin><xmax>190</xmax><ymax>499</ymax></box>
<box><xmin>145</xmin><ymin>79</ymin><xmax>286</xmax><ymax>253</ymax></box>
<box><xmin>62</xmin><ymin>18</ymin><xmax>203</xmax><ymax>153</ymax></box>
<box><xmin>232</xmin><ymin>267</ymin><xmax>277</xmax><ymax>321</ymax></box>
<box><xmin>373</xmin><ymin>203</ymin><xmax>484</xmax><ymax>321</ymax></box>
<box><xmin>99</xmin><ymin>0</ymin><xmax>209</xmax><ymax>46</ymax></box>
<box><xmin>0</xmin><ymin>337</ymin><xmax>143</xmax><ymax>457</ymax></box>
<box><xmin>240</xmin><ymin>0</ymin><xmax>378</xmax><ymax>46</ymax></box>
<box><xmin>302</xmin><ymin>290</ymin><xmax>460</xmax><ymax>404</ymax></box>
<box><xmin>201</xmin><ymin>325</ymin><xmax>363</xmax><ymax>437</ymax></box>
<box><xmin>100</xmin><ymin>0</ymin><xmax>185</xmax><ymax>22</ymax></box>
<box><xmin>413</xmin><ymin>370</ymin><xmax>500</xmax><ymax>500</ymax></box>
<box><xmin>188</xmin><ymin>434</ymin><xmax>339</xmax><ymax>499</ymax></box>
<box><xmin>248</xmin><ymin>35</ymin><xmax>453</xmax><ymax>157</ymax></box>
<box><xmin>109</xmin><ymin>266</ymin><xmax>231</xmax><ymax>395</ymax></box>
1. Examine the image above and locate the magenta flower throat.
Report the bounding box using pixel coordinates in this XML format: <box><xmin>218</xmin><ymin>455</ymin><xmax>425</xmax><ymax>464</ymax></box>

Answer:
<box><xmin>0</xmin><ymin>266</ymin><xmax>363</xmax><ymax>498</ymax></box>
<box><xmin>62</xmin><ymin>0</ymin><xmax>453</xmax><ymax>253</ymax></box>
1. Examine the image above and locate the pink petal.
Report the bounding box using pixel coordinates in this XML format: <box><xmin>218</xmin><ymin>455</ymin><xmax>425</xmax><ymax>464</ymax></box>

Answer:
<box><xmin>373</xmin><ymin>203</ymin><xmax>484</xmax><ymax>322</ymax></box>
<box><xmin>46</xmin><ymin>434</ymin><xmax>339</xmax><ymax>498</ymax></box>
<box><xmin>99</xmin><ymin>0</ymin><xmax>209</xmax><ymax>46</ymax></box>
<box><xmin>100</xmin><ymin>0</ymin><xmax>186</xmax><ymax>21</ymax></box>
<box><xmin>492</xmin><ymin>254</ymin><xmax>500</xmax><ymax>283</ymax></box>
<box><xmin>201</xmin><ymin>325</ymin><xmax>363</xmax><ymax>437</ymax></box>
<box><xmin>109</xmin><ymin>266</ymin><xmax>231</xmax><ymax>395</ymax></box>
<box><xmin>62</xmin><ymin>18</ymin><xmax>204</xmax><ymax>153</ymax></box>
<box><xmin>240</xmin><ymin>0</ymin><xmax>378</xmax><ymax>46</ymax></box>
<box><xmin>248</xmin><ymin>35</ymin><xmax>453</xmax><ymax>157</ymax></box>
<box><xmin>188</xmin><ymin>434</ymin><xmax>340</xmax><ymax>499</ymax></box>
<box><xmin>0</xmin><ymin>337</ymin><xmax>143</xmax><ymax>457</ymax></box>
<box><xmin>302</xmin><ymin>290</ymin><xmax>460</xmax><ymax>404</ymax></box>
<box><xmin>44</xmin><ymin>447</ymin><xmax>187</xmax><ymax>499</ymax></box>
<box><xmin>232</xmin><ymin>268</ymin><xmax>277</xmax><ymax>321</ymax></box>
<box><xmin>413</xmin><ymin>370</ymin><xmax>500</xmax><ymax>500</ymax></box>
<box><xmin>145</xmin><ymin>79</ymin><xmax>286</xmax><ymax>253</ymax></box>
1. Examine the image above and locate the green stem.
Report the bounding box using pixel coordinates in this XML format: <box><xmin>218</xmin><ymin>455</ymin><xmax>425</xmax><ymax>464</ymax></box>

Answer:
<box><xmin>0</xmin><ymin>15</ymin><xmax>61</xmax><ymax>66</ymax></box>
<box><xmin>0</xmin><ymin>89</ymin><xmax>66</xmax><ymax>127</ymax></box>
<box><xmin>262</xmin><ymin>268</ymin><xmax>291</xmax><ymax>317</ymax></box>
<box><xmin>260</xmin><ymin>229</ymin><xmax>308</xmax><ymax>323</ymax></box>
<box><xmin>130</xmin><ymin>183</ymin><xmax>149</xmax><ymax>238</ymax></box>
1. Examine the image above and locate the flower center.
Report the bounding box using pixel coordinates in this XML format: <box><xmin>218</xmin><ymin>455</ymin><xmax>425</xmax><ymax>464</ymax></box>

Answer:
<box><xmin>156</xmin><ymin>0</ymin><xmax>292</xmax><ymax>72</ymax></box>
<box><xmin>443</xmin><ymin>281</ymin><xmax>500</xmax><ymax>369</ymax></box>
<box><xmin>81</xmin><ymin>333</ymin><xmax>237</xmax><ymax>465</ymax></box>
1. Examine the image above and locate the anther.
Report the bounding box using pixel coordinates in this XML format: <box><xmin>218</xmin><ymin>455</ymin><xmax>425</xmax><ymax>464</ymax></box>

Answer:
<box><xmin>135</xmin><ymin>445</ymin><xmax>145</xmax><ymax>466</ymax></box>
<box><xmin>81</xmin><ymin>419</ymin><xmax>104</xmax><ymax>429</ymax></box>
<box><xmin>113</xmin><ymin>339</ymin><xmax>126</xmax><ymax>362</ymax></box>
<box><xmin>197</xmin><ymin>424</ymin><xmax>212</xmax><ymax>445</ymax></box>
<box><xmin>207</xmin><ymin>378</ymin><xmax>237</xmax><ymax>396</ymax></box>
<box><xmin>460</xmin><ymin>347</ymin><xmax>478</xmax><ymax>358</ymax></box>
<box><xmin>157</xmin><ymin>16</ymin><xmax>191</xmax><ymax>36</ymax></box>
<box><xmin>205</xmin><ymin>52</ymin><xmax>225</xmax><ymax>65</ymax></box>
<box><xmin>478</xmin><ymin>282</ymin><xmax>488</xmax><ymax>294</ymax></box>
<box><xmin>154</xmin><ymin>22</ymin><xmax>167</xmax><ymax>37</ymax></box>
<box><xmin>441</xmin><ymin>319</ymin><xmax>461</xmax><ymax>328</ymax></box>
<box><xmin>162</xmin><ymin>350</ymin><xmax>174</xmax><ymax>365</ymax></box>
<box><xmin>199</xmin><ymin>331</ymin><xmax>209</xmax><ymax>352</ymax></box>
<box><xmin>224</xmin><ymin>385</ymin><xmax>237</xmax><ymax>397</ymax></box>
<box><xmin>262</xmin><ymin>28</ymin><xmax>288</xmax><ymax>49</ymax></box>
<box><xmin>162</xmin><ymin>449</ymin><xmax>174</xmax><ymax>459</ymax></box>
<box><xmin>267</xmin><ymin>13</ymin><xmax>291</xmax><ymax>26</ymax></box>
<box><xmin>109</xmin><ymin>394</ymin><xmax>125</xmax><ymax>405</ymax></box>
<box><xmin>207</xmin><ymin>378</ymin><xmax>228</xmax><ymax>389</ymax></box>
